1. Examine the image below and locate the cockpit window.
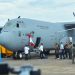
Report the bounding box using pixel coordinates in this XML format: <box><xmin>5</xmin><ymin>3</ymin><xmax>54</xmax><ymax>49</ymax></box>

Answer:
<box><xmin>16</xmin><ymin>23</ymin><xmax>19</xmax><ymax>28</ymax></box>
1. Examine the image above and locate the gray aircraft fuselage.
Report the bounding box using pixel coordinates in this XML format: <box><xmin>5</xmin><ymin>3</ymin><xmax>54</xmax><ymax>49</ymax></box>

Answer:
<box><xmin>0</xmin><ymin>18</ymin><xmax>74</xmax><ymax>52</ymax></box>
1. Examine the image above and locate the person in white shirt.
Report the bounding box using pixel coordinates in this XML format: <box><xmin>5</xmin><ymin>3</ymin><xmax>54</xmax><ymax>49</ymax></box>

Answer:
<box><xmin>24</xmin><ymin>45</ymin><xmax>29</xmax><ymax>60</ymax></box>
<box><xmin>59</xmin><ymin>42</ymin><xmax>65</xmax><ymax>59</ymax></box>
<box><xmin>39</xmin><ymin>43</ymin><xmax>44</xmax><ymax>59</ymax></box>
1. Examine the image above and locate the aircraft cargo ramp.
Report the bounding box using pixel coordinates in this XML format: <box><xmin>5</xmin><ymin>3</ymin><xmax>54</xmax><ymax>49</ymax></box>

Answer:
<box><xmin>0</xmin><ymin>45</ymin><xmax>13</xmax><ymax>57</ymax></box>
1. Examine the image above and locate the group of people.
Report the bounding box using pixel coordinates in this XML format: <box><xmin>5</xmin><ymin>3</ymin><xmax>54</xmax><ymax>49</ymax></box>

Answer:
<box><xmin>24</xmin><ymin>43</ymin><xmax>47</xmax><ymax>60</ymax></box>
<box><xmin>55</xmin><ymin>42</ymin><xmax>72</xmax><ymax>59</ymax></box>
<box><xmin>24</xmin><ymin>42</ymin><xmax>73</xmax><ymax>60</ymax></box>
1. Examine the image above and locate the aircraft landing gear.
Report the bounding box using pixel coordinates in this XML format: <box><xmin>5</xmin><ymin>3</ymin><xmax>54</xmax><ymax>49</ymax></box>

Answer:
<box><xmin>13</xmin><ymin>51</ymin><xmax>23</xmax><ymax>59</ymax></box>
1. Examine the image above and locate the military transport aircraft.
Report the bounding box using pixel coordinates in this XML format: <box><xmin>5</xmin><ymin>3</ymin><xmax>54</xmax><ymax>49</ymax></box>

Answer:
<box><xmin>0</xmin><ymin>17</ymin><xmax>75</xmax><ymax>58</ymax></box>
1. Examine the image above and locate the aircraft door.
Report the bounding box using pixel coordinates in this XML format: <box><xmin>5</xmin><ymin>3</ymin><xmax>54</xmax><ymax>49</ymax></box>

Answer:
<box><xmin>34</xmin><ymin>37</ymin><xmax>41</xmax><ymax>48</ymax></box>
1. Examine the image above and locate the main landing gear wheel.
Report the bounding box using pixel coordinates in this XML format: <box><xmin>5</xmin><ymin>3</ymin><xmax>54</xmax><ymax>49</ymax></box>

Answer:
<box><xmin>13</xmin><ymin>51</ymin><xmax>23</xmax><ymax>59</ymax></box>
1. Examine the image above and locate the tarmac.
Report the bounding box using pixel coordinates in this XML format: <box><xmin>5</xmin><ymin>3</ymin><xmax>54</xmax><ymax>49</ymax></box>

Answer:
<box><xmin>1</xmin><ymin>55</ymin><xmax>75</xmax><ymax>75</ymax></box>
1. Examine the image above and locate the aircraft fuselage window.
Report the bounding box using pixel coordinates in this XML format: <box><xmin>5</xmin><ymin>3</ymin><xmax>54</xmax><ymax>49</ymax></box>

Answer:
<box><xmin>16</xmin><ymin>23</ymin><xmax>19</xmax><ymax>28</ymax></box>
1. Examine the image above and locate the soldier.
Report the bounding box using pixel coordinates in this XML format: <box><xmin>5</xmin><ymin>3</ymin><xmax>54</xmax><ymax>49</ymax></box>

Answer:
<box><xmin>54</xmin><ymin>43</ymin><xmax>59</xmax><ymax>59</ymax></box>
<box><xmin>64</xmin><ymin>42</ymin><xmax>69</xmax><ymax>58</ymax></box>
<box><xmin>68</xmin><ymin>42</ymin><xmax>72</xmax><ymax>59</ymax></box>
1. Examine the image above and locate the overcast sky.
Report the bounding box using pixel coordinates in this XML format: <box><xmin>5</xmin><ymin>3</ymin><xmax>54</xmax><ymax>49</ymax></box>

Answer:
<box><xmin>0</xmin><ymin>0</ymin><xmax>75</xmax><ymax>26</ymax></box>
